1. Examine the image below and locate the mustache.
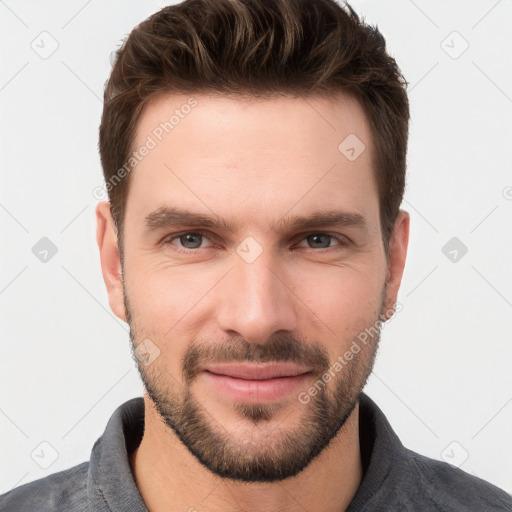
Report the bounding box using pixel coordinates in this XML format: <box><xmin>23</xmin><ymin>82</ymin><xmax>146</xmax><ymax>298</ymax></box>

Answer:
<box><xmin>182</xmin><ymin>333</ymin><xmax>331</xmax><ymax>383</ymax></box>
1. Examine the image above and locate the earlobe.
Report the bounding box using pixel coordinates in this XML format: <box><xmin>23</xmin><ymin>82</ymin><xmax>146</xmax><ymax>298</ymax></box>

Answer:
<box><xmin>95</xmin><ymin>201</ymin><xmax>127</xmax><ymax>322</ymax></box>
<box><xmin>383</xmin><ymin>210</ymin><xmax>410</xmax><ymax>320</ymax></box>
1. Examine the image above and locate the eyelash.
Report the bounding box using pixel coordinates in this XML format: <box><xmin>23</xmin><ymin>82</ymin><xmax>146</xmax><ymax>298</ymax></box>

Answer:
<box><xmin>162</xmin><ymin>230</ymin><xmax>351</xmax><ymax>253</ymax></box>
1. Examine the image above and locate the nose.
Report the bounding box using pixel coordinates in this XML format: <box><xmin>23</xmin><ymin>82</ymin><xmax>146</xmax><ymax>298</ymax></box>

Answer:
<box><xmin>216</xmin><ymin>248</ymin><xmax>298</xmax><ymax>345</ymax></box>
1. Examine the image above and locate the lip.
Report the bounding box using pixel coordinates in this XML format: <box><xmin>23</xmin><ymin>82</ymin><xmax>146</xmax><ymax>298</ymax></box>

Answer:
<box><xmin>200</xmin><ymin>362</ymin><xmax>312</xmax><ymax>403</ymax></box>
<box><xmin>202</xmin><ymin>362</ymin><xmax>312</xmax><ymax>380</ymax></box>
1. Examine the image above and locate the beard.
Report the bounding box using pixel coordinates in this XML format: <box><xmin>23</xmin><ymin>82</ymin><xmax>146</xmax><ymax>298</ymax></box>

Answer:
<box><xmin>124</xmin><ymin>285</ymin><xmax>386</xmax><ymax>483</ymax></box>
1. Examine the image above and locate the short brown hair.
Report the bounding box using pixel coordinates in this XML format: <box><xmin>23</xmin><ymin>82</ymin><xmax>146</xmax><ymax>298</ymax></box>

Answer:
<box><xmin>99</xmin><ymin>0</ymin><xmax>409</xmax><ymax>257</ymax></box>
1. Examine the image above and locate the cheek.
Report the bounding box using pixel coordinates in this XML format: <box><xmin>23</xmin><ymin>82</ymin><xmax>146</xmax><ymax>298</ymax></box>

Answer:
<box><xmin>126</xmin><ymin>251</ymin><xmax>385</xmax><ymax>363</ymax></box>
<box><xmin>127</xmin><ymin>263</ymin><xmax>221</xmax><ymax>337</ymax></box>
<box><xmin>125</xmin><ymin>269</ymin><xmax>206</xmax><ymax>379</ymax></box>
<box><xmin>293</xmin><ymin>263</ymin><xmax>384</xmax><ymax>338</ymax></box>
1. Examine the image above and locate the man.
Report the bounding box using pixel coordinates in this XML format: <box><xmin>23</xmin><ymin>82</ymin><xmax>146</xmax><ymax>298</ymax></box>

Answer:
<box><xmin>1</xmin><ymin>0</ymin><xmax>511</xmax><ymax>510</ymax></box>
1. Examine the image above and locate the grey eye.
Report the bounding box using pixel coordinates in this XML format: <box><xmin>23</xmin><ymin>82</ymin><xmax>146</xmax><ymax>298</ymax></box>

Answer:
<box><xmin>305</xmin><ymin>234</ymin><xmax>333</xmax><ymax>249</ymax></box>
<box><xmin>179</xmin><ymin>233</ymin><xmax>203</xmax><ymax>249</ymax></box>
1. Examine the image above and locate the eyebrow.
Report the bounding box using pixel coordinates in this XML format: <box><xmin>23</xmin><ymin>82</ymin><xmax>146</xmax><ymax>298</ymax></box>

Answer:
<box><xmin>143</xmin><ymin>206</ymin><xmax>368</xmax><ymax>235</ymax></box>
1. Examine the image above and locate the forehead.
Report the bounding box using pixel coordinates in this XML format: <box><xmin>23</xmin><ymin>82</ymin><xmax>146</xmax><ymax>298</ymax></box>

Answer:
<box><xmin>126</xmin><ymin>92</ymin><xmax>378</xmax><ymax>231</ymax></box>
<box><xmin>133</xmin><ymin>91</ymin><xmax>372</xmax><ymax>158</ymax></box>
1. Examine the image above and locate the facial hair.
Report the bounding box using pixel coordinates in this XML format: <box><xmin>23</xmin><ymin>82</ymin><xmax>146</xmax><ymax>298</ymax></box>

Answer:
<box><xmin>125</xmin><ymin>285</ymin><xmax>386</xmax><ymax>483</ymax></box>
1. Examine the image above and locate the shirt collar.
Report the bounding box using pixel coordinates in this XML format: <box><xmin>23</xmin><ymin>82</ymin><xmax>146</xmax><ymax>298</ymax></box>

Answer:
<box><xmin>346</xmin><ymin>393</ymin><xmax>408</xmax><ymax>511</ymax></box>
<box><xmin>86</xmin><ymin>392</ymin><xmax>407</xmax><ymax>511</ymax></box>
<box><xmin>88</xmin><ymin>397</ymin><xmax>147</xmax><ymax>511</ymax></box>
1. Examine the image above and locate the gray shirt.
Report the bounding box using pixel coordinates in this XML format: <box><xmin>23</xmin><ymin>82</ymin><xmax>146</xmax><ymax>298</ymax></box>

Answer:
<box><xmin>1</xmin><ymin>393</ymin><xmax>511</xmax><ymax>511</ymax></box>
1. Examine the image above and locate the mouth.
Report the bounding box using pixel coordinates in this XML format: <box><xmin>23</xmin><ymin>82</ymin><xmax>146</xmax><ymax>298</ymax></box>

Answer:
<box><xmin>200</xmin><ymin>362</ymin><xmax>313</xmax><ymax>403</ymax></box>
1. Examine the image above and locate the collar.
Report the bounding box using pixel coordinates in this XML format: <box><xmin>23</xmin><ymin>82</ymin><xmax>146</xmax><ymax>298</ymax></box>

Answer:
<box><xmin>86</xmin><ymin>392</ymin><xmax>406</xmax><ymax>511</ymax></box>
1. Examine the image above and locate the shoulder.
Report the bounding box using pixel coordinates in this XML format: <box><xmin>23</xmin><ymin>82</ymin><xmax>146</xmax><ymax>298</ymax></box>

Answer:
<box><xmin>0</xmin><ymin>462</ymin><xmax>90</xmax><ymax>512</ymax></box>
<box><xmin>402</xmin><ymin>448</ymin><xmax>512</xmax><ymax>511</ymax></box>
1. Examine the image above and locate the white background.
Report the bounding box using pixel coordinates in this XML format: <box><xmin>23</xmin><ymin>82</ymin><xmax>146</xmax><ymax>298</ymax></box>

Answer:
<box><xmin>1</xmin><ymin>0</ymin><xmax>511</xmax><ymax>497</ymax></box>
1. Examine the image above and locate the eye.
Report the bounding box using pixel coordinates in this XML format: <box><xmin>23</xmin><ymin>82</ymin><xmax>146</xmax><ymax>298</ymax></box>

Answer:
<box><xmin>297</xmin><ymin>232</ymin><xmax>350</xmax><ymax>250</ymax></box>
<box><xmin>162</xmin><ymin>230</ymin><xmax>351</xmax><ymax>254</ymax></box>
<box><xmin>163</xmin><ymin>231</ymin><xmax>214</xmax><ymax>251</ymax></box>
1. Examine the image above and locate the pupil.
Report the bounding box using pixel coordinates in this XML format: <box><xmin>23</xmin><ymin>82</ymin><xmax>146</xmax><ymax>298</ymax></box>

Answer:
<box><xmin>309</xmin><ymin>234</ymin><xmax>330</xmax><ymax>248</ymax></box>
<box><xmin>181</xmin><ymin>234</ymin><xmax>202</xmax><ymax>248</ymax></box>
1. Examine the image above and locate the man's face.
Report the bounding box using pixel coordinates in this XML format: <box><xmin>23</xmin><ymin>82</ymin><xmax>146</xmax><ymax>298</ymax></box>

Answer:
<box><xmin>105</xmin><ymin>92</ymin><xmax>406</xmax><ymax>482</ymax></box>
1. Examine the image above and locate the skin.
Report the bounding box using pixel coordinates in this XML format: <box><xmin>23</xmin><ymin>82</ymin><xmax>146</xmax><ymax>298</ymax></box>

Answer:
<box><xmin>96</xmin><ymin>92</ymin><xmax>409</xmax><ymax>512</ymax></box>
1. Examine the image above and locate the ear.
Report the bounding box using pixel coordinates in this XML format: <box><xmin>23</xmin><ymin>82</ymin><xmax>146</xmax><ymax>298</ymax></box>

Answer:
<box><xmin>382</xmin><ymin>209</ymin><xmax>409</xmax><ymax>320</ymax></box>
<box><xmin>95</xmin><ymin>201</ymin><xmax>126</xmax><ymax>322</ymax></box>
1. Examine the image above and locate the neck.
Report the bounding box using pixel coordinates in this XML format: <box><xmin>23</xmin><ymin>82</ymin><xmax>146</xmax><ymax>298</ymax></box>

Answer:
<box><xmin>130</xmin><ymin>395</ymin><xmax>363</xmax><ymax>512</ymax></box>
